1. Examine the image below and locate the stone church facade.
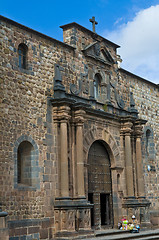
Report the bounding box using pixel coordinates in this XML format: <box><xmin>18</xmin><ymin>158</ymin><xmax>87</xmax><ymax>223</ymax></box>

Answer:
<box><xmin>0</xmin><ymin>15</ymin><xmax>159</xmax><ymax>239</ymax></box>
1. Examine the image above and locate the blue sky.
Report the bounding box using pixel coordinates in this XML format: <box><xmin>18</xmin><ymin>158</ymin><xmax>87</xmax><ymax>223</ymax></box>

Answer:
<box><xmin>1</xmin><ymin>0</ymin><xmax>159</xmax><ymax>84</ymax></box>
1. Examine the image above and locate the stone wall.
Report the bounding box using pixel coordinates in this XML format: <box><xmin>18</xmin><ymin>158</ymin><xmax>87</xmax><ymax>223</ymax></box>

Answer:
<box><xmin>61</xmin><ymin>22</ymin><xmax>118</xmax><ymax>58</ymax></box>
<box><xmin>0</xmin><ymin>16</ymin><xmax>77</xmax><ymax>238</ymax></box>
<box><xmin>1</xmin><ymin>14</ymin><xmax>159</xmax><ymax>239</ymax></box>
<box><xmin>119</xmin><ymin>69</ymin><xmax>159</xmax><ymax>211</ymax></box>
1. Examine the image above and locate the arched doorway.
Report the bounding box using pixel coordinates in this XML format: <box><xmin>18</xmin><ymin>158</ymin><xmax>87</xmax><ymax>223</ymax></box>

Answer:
<box><xmin>88</xmin><ymin>140</ymin><xmax>113</xmax><ymax>229</ymax></box>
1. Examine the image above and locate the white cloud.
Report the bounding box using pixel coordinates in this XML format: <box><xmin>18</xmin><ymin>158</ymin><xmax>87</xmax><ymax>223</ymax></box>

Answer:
<box><xmin>105</xmin><ymin>5</ymin><xmax>159</xmax><ymax>84</ymax></box>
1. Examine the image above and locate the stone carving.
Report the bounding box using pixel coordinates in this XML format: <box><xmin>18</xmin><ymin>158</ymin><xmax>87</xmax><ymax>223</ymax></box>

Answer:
<box><xmin>68</xmin><ymin>210</ymin><xmax>75</xmax><ymax>230</ymax></box>
<box><xmin>82</xmin><ymin>209</ymin><xmax>90</xmax><ymax>228</ymax></box>
<box><xmin>107</xmin><ymin>79</ymin><xmax>125</xmax><ymax>109</ymax></box>
<box><xmin>130</xmin><ymin>92</ymin><xmax>138</xmax><ymax>114</ymax></box>
<box><xmin>101</xmin><ymin>48</ymin><xmax>114</xmax><ymax>64</ymax></box>
<box><xmin>70</xmin><ymin>64</ymin><xmax>88</xmax><ymax>95</ymax></box>
<box><xmin>130</xmin><ymin>92</ymin><xmax>135</xmax><ymax>108</ymax></box>
<box><xmin>94</xmin><ymin>43</ymin><xmax>100</xmax><ymax>56</ymax></box>
<box><xmin>70</xmin><ymin>79</ymin><xmax>82</xmax><ymax>95</ymax></box>
<box><xmin>53</xmin><ymin>64</ymin><xmax>66</xmax><ymax>98</ymax></box>
<box><xmin>83</xmin><ymin>42</ymin><xmax>114</xmax><ymax>65</ymax></box>
<box><xmin>81</xmin><ymin>64</ymin><xmax>89</xmax><ymax>94</ymax></box>
<box><xmin>116</xmin><ymin>92</ymin><xmax>125</xmax><ymax>109</ymax></box>
<box><xmin>54</xmin><ymin>64</ymin><xmax>64</xmax><ymax>88</ymax></box>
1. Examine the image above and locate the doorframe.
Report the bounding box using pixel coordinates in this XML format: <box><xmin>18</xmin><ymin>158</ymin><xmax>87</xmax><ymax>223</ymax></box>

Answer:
<box><xmin>87</xmin><ymin>140</ymin><xmax>114</xmax><ymax>229</ymax></box>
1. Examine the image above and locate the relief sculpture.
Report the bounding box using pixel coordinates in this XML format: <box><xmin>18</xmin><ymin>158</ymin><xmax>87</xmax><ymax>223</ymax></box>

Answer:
<box><xmin>70</xmin><ymin>64</ymin><xmax>88</xmax><ymax>95</ymax></box>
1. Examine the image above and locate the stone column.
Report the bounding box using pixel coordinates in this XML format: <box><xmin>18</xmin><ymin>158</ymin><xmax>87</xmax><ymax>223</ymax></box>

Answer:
<box><xmin>75</xmin><ymin>110</ymin><xmax>85</xmax><ymax>198</ymax></box>
<box><xmin>123</xmin><ymin>122</ymin><xmax>134</xmax><ymax>197</ymax></box>
<box><xmin>135</xmin><ymin>124</ymin><xmax>145</xmax><ymax>197</ymax></box>
<box><xmin>0</xmin><ymin>208</ymin><xmax>9</xmax><ymax>240</ymax></box>
<box><xmin>59</xmin><ymin>106</ymin><xmax>70</xmax><ymax>198</ymax></box>
<box><xmin>60</xmin><ymin>119</ymin><xmax>69</xmax><ymax>197</ymax></box>
<box><xmin>71</xmin><ymin>122</ymin><xmax>76</xmax><ymax>197</ymax></box>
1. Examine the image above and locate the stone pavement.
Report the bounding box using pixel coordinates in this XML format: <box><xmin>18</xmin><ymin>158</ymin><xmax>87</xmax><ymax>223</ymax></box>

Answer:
<box><xmin>78</xmin><ymin>229</ymin><xmax>159</xmax><ymax>240</ymax></box>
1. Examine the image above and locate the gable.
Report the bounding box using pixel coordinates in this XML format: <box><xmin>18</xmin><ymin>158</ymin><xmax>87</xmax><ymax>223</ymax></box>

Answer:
<box><xmin>82</xmin><ymin>42</ymin><xmax>115</xmax><ymax>65</ymax></box>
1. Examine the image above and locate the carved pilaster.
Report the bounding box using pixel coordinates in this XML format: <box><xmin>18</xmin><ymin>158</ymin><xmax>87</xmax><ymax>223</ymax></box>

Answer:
<box><xmin>74</xmin><ymin>110</ymin><xmax>85</xmax><ymax>198</ymax></box>
<box><xmin>135</xmin><ymin>123</ymin><xmax>145</xmax><ymax>198</ymax></box>
<box><xmin>121</xmin><ymin>122</ymin><xmax>134</xmax><ymax>197</ymax></box>
<box><xmin>53</xmin><ymin>105</ymin><xmax>71</xmax><ymax>198</ymax></box>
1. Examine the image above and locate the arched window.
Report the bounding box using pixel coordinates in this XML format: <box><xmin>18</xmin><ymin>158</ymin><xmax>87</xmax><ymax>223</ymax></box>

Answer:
<box><xmin>146</xmin><ymin>129</ymin><xmax>151</xmax><ymax>155</ymax></box>
<box><xmin>14</xmin><ymin>135</ymin><xmax>40</xmax><ymax>189</ymax></box>
<box><xmin>18</xmin><ymin>43</ymin><xmax>28</xmax><ymax>69</ymax></box>
<box><xmin>143</xmin><ymin>126</ymin><xmax>155</xmax><ymax>161</ymax></box>
<box><xmin>117</xmin><ymin>174</ymin><xmax>120</xmax><ymax>192</ymax></box>
<box><xmin>17</xmin><ymin>141</ymin><xmax>33</xmax><ymax>185</ymax></box>
<box><xmin>94</xmin><ymin>73</ymin><xmax>102</xmax><ymax>99</ymax></box>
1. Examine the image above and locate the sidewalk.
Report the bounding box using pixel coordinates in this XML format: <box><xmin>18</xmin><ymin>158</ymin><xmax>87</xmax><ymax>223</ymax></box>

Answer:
<box><xmin>79</xmin><ymin>229</ymin><xmax>159</xmax><ymax>240</ymax></box>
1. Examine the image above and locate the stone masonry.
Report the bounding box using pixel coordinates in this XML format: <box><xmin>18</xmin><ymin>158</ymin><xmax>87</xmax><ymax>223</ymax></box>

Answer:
<box><xmin>0</xmin><ymin>15</ymin><xmax>159</xmax><ymax>239</ymax></box>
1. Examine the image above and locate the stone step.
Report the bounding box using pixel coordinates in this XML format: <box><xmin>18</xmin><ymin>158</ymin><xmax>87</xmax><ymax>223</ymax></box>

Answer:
<box><xmin>54</xmin><ymin>229</ymin><xmax>159</xmax><ymax>240</ymax></box>
<box><xmin>137</xmin><ymin>236</ymin><xmax>159</xmax><ymax>240</ymax></box>
<box><xmin>95</xmin><ymin>229</ymin><xmax>128</xmax><ymax>237</ymax></box>
<box><xmin>78</xmin><ymin>229</ymin><xmax>159</xmax><ymax>240</ymax></box>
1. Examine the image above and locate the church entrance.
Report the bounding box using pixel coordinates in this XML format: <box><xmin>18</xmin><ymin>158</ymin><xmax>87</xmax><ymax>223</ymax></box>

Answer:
<box><xmin>88</xmin><ymin>140</ymin><xmax>113</xmax><ymax>229</ymax></box>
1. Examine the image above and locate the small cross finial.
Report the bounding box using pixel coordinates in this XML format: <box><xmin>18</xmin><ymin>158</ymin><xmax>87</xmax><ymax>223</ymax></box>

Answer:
<box><xmin>89</xmin><ymin>16</ymin><xmax>98</xmax><ymax>33</ymax></box>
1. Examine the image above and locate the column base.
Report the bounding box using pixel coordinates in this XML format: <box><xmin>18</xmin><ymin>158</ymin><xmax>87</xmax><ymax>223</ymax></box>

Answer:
<box><xmin>54</xmin><ymin>198</ymin><xmax>93</xmax><ymax>238</ymax></box>
<box><xmin>150</xmin><ymin>210</ymin><xmax>159</xmax><ymax>227</ymax></box>
<box><xmin>122</xmin><ymin>196</ymin><xmax>151</xmax><ymax>228</ymax></box>
<box><xmin>122</xmin><ymin>196</ymin><xmax>151</xmax><ymax>208</ymax></box>
<box><xmin>54</xmin><ymin>229</ymin><xmax>95</xmax><ymax>240</ymax></box>
<box><xmin>0</xmin><ymin>211</ymin><xmax>9</xmax><ymax>240</ymax></box>
<box><xmin>140</xmin><ymin>221</ymin><xmax>152</xmax><ymax>229</ymax></box>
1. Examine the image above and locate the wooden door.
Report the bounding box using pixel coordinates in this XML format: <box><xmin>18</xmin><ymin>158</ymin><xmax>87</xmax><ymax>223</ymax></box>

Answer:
<box><xmin>88</xmin><ymin>141</ymin><xmax>113</xmax><ymax>228</ymax></box>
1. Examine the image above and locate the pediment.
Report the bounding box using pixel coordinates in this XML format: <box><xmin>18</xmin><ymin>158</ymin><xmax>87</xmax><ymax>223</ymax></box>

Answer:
<box><xmin>82</xmin><ymin>42</ymin><xmax>115</xmax><ymax>65</ymax></box>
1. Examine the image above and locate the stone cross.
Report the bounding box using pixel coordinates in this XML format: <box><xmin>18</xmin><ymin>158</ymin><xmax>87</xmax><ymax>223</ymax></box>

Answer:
<box><xmin>89</xmin><ymin>16</ymin><xmax>98</xmax><ymax>33</ymax></box>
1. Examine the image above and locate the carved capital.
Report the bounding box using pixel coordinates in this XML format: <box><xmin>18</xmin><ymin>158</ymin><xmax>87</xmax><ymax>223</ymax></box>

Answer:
<box><xmin>53</xmin><ymin>106</ymin><xmax>59</xmax><ymax>121</ymax></box>
<box><xmin>74</xmin><ymin>110</ymin><xmax>85</xmax><ymax>125</ymax></box>
<box><xmin>135</xmin><ymin>124</ymin><xmax>143</xmax><ymax>138</ymax></box>
<box><xmin>59</xmin><ymin>106</ymin><xmax>71</xmax><ymax>121</ymax></box>
<box><xmin>121</xmin><ymin>122</ymin><xmax>133</xmax><ymax>136</ymax></box>
<box><xmin>53</xmin><ymin>105</ymin><xmax>71</xmax><ymax>122</ymax></box>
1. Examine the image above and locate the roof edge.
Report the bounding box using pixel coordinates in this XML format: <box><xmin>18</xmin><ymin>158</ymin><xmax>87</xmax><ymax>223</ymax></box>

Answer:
<box><xmin>119</xmin><ymin>68</ymin><xmax>159</xmax><ymax>87</ymax></box>
<box><xmin>60</xmin><ymin>22</ymin><xmax>120</xmax><ymax>49</ymax></box>
<box><xmin>0</xmin><ymin>15</ymin><xmax>75</xmax><ymax>50</ymax></box>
